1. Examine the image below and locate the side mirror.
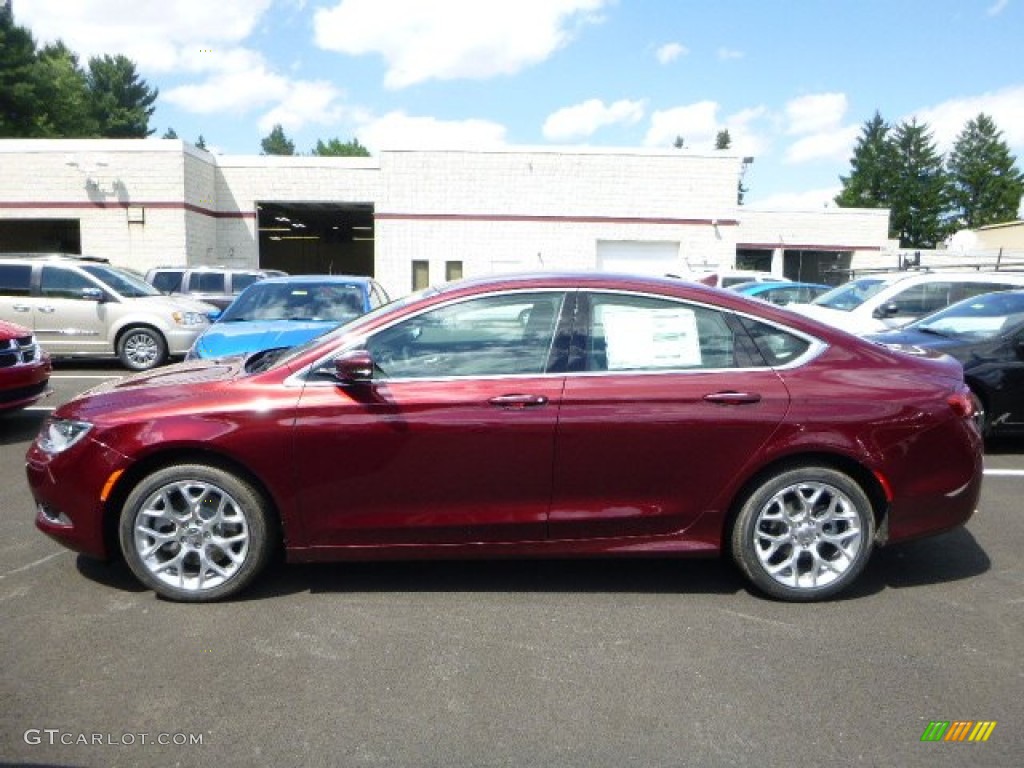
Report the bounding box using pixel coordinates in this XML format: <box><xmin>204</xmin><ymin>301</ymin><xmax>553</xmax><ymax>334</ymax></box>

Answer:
<box><xmin>81</xmin><ymin>287</ymin><xmax>106</xmax><ymax>303</ymax></box>
<box><xmin>334</xmin><ymin>349</ymin><xmax>374</xmax><ymax>384</ymax></box>
<box><xmin>873</xmin><ymin>302</ymin><xmax>899</xmax><ymax>319</ymax></box>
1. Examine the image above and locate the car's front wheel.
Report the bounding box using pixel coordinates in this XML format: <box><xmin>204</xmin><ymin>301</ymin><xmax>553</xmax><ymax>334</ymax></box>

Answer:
<box><xmin>731</xmin><ymin>466</ymin><xmax>875</xmax><ymax>601</ymax></box>
<box><xmin>119</xmin><ymin>464</ymin><xmax>275</xmax><ymax>602</ymax></box>
<box><xmin>117</xmin><ymin>326</ymin><xmax>167</xmax><ymax>371</ymax></box>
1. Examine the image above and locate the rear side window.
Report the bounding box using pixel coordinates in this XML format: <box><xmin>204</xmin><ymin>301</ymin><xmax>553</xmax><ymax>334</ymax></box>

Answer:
<box><xmin>740</xmin><ymin>317</ymin><xmax>812</xmax><ymax>367</ymax></box>
<box><xmin>150</xmin><ymin>271</ymin><xmax>183</xmax><ymax>293</ymax></box>
<box><xmin>190</xmin><ymin>272</ymin><xmax>226</xmax><ymax>292</ymax></box>
<box><xmin>888</xmin><ymin>282</ymin><xmax>954</xmax><ymax>316</ymax></box>
<box><xmin>0</xmin><ymin>264</ymin><xmax>32</xmax><ymax>297</ymax></box>
<box><xmin>231</xmin><ymin>273</ymin><xmax>263</xmax><ymax>293</ymax></box>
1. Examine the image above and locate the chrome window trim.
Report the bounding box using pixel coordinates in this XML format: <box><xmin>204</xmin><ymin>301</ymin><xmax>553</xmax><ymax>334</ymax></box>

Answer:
<box><xmin>283</xmin><ymin>286</ymin><xmax>829</xmax><ymax>387</ymax></box>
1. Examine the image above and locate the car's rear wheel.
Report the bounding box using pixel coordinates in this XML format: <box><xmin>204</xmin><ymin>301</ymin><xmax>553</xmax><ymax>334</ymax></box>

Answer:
<box><xmin>731</xmin><ymin>466</ymin><xmax>875</xmax><ymax>601</ymax></box>
<box><xmin>119</xmin><ymin>464</ymin><xmax>274</xmax><ymax>602</ymax></box>
<box><xmin>117</xmin><ymin>326</ymin><xmax>167</xmax><ymax>371</ymax></box>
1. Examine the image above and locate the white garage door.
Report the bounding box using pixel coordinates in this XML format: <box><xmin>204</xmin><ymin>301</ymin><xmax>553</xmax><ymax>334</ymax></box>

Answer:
<box><xmin>596</xmin><ymin>241</ymin><xmax>681</xmax><ymax>276</ymax></box>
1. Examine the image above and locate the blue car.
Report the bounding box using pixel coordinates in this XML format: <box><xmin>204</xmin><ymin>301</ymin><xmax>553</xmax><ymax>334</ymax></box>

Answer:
<box><xmin>187</xmin><ymin>275</ymin><xmax>389</xmax><ymax>359</ymax></box>
<box><xmin>730</xmin><ymin>280</ymin><xmax>832</xmax><ymax>306</ymax></box>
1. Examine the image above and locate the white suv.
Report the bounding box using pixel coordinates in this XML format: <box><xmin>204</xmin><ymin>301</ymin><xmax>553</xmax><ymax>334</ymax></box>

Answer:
<box><xmin>0</xmin><ymin>255</ymin><xmax>217</xmax><ymax>370</ymax></box>
<box><xmin>788</xmin><ymin>271</ymin><xmax>1024</xmax><ymax>335</ymax></box>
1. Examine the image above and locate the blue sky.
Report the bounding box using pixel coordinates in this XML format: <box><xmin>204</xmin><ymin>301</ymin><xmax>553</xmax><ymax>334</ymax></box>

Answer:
<box><xmin>15</xmin><ymin>0</ymin><xmax>1024</xmax><ymax>210</ymax></box>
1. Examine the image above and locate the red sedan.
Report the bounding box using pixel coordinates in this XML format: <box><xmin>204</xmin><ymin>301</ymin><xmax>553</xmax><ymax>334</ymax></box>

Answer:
<box><xmin>27</xmin><ymin>273</ymin><xmax>983</xmax><ymax>602</ymax></box>
<box><xmin>1</xmin><ymin>320</ymin><xmax>51</xmax><ymax>414</ymax></box>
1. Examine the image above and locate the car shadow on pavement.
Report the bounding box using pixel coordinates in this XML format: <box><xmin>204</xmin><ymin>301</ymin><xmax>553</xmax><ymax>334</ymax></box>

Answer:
<box><xmin>0</xmin><ymin>410</ymin><xmax>46</xmax><ymax>445</ymax></box>
<box><xmin>845</xmin><ymin>527</ymin><xmax>990</xmax><ymax>598</ymax></box>
<box><xmin>73</xmin><ymin>529</ymin><xmax>990</xmax><ymax>603</ymax></box>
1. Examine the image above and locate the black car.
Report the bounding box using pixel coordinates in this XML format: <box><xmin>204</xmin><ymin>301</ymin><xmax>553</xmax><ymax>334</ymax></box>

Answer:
<box><xmin>866</xmin><ymin>289</ymin><xmax>1024</xmax><ymax>436</ymax></box>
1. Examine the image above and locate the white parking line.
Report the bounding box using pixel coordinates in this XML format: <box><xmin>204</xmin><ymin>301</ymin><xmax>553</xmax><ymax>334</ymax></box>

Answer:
<box><xmin>0</xmin><ymin>551</ymin><xmax>66</xmax><ymax>581</ymax></box>
<box><xmin>50</xmin><ymin>375</ymin><xmax>121</xmax><ymax>380</ymax></box>
<box><xmin>984</xmin><ymin>469</ymin><xmax>1024</xmax><ymax>477</ymax></box>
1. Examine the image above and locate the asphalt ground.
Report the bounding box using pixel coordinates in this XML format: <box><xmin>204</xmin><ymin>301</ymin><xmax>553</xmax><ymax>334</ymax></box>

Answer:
<box><xmin>1</xmin><ymin>361</ymin><xmax>1022</xmax><ymax>767</ymax></box>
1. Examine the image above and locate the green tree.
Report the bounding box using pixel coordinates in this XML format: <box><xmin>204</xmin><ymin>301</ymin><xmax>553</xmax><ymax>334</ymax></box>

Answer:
<box><xmin>0</xmin><ymin>13</ymin><xmax>42</xmax><ymax>137</ymax></box>
<box><xmin>162</xmin><ymin>127</ymin><xmax>178</xmax><ymax>139</ymax></box>
<box><xmin>834</xmin><ymin>111</ymin><xmax>896</xmax><ymax>209</ymax></box>
<box><xmin>714</xmin><ymin>129</ymin><xmax>731</xmax><ymax>150</ymax></box>
<box><xmin>195</xmin><ymin>134</ymin><xmax>207</xmax><ymax>150</ymax></box>
<box><xmin>311</xmin><ymin>136</ymin><xmax>370</xmax><ymax>157</ymax></box>
<box><xmin>672</xmin><ymin>135</ymin><xmax>685</xmax><ymax>149</ymax></box>
<box><xmin>261</xmin><ymin>123</ymin><xmax>295</xmax><ymax>155</ymax></box>
<box><xmin>86</xmin><ymin>54</ymin><xmax>158</xmax><ymax>137</ymax></box>
<box><xmin>34</xmin><ymin>42</ymin><xmax>97</xmax><ymax>137</ymax></box>
<box><xmin>888</xmin><ymin>119</ymin><xmax>949</xmax><ymax>248</ymax></box>
<box><xmin>946</xmin><ymin>113</ymin><xmax>1024</xmax><ymax>229</ymax></box>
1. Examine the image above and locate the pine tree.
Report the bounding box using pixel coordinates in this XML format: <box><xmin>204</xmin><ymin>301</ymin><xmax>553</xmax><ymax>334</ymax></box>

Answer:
<box><xmin>888</xmin><ymin>119</ymin><xmax>949</xmax><ymax>248</ymax></box>
<box><xmin>86</xmin><ymin>54</ymin><xmax>158</xmax><ymax>137</ymax></box>
<box><xmin>947</xmin><ymin>113</ymin><xmax>1024</xmax><ymax>229</ymax></box>
<box><xmin>261</xmin><ymin>124</ymin><xmax>295</xmax><ymax>155</ymax></box>
<box><xmin>311</xmin><ymin>137</ymin><xmax>370</xmax><ymax>157</ymax></box>
<box><xmin>0</xmin><ymin>13</ymin><xmax>42</xmax><ymax>137</ymax></box>
<box><xmin>834</xmin><ymin>112</ymin><xmax>896</xmax><ymax>209</ymax></box>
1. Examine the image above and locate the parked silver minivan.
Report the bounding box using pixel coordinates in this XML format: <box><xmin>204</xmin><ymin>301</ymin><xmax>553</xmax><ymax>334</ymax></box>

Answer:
<box><xmin>0</xmin><ymin>254</ymin><xmax>218</xmax><ymax>370</ymax></box>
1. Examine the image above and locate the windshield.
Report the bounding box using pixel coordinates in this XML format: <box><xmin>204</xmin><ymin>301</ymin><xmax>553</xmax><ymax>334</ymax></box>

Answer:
<box><xmin>913</xmin><ymin>291</ymin><xmax>1024</xmax><ymax>340</ymax></box>
<box><xmin>221</xmin><ymin>281</ymin><xmax>366</xmax><ymax>323</ymax></box>
<box><xmin>257</xmin><ymin>286</ymin><xmax>438</xmax><ymax>372</ymax></box>
<box><xmin>811</xmin><ymin>278</ymin><xmax>888</xmax><ymax>311</ymax></box>
<box><xmin>81</xmin><ymin>264</ymin><xmax>162</xmax><ymax>297</ymax></box>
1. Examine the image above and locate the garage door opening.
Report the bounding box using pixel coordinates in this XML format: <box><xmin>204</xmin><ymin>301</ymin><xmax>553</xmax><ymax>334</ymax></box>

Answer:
<box><xmin>257</xmin><ymin>202</ymin><xmax>374</xmax><ymax>276</ymax></box>
<box><xmin>0</xmin><ymin>219</ymin><xmax>81</xmax><ymax>253</ymax></box>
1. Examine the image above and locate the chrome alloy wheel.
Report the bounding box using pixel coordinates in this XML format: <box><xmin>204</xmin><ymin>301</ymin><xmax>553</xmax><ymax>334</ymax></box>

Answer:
<box><xmin>751</xmin><ymin>481</ymin><xmax>864</xmax><ymax>590</ymax></box>
<box><xmin>122</xmin><ymin>330</ymin><xmax>160</xmax><ymax>368</ymax></box>
<box><xmin>132</xmin><ymin>480</ymin><xmax>250</xmax><ymax>593</ymax></box>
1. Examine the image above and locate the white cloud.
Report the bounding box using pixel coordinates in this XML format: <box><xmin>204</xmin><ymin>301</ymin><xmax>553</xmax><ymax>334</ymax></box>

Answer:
<box><xmin>643</xmin><ymin>102</ymin><xmax>770</xmax><ymax>156</ymax></box>
<box><xmin>784</xmin><ymin>92</ymin><xmax>849</xmax><ymax>135</ymax></box>
<box><xmin>356</xmin><ymin>112</ymin><xmax>508</xmax><ymax>151</ymax></box>
<box><xmin>163</xmin><ymin>52</ymin><xmax>290</xmax><ymax>113</ymax></box>
<box><xmin>16</xmin><ymin>0</ymin><xmax>273</xmax><ymax>72</ymax></box>
<box><xmin>644</xmin><ymin>101</ymin><xmax>720</xmax><ymax>148</ymax></box>
<box><xmin>987</xmin><ymin>0</ymin><xmax>1009</xmax><ymax>16</ymax></box>
<box><xmin>543</xmin><ymin>99</ymin><xmax>645</xmax><ymax>141</ymax></box>
<box><xmin>257</xmin><ymin>81</ymin><xmax>346</xmax><ymax>134</ymax></box>
<box><xmin>907</xmin><ymin>85</ymin><xmax>1024</xmax><ymax>151</ymax></box>
<box><xmin>784</xmin><ymin>124</ymin><xmax>861</xmax><ymax>164</ymax></box>
<box><xmin>655</xmin><ymin>42</ymin><xmax>687</xmax><ymax>65</ymax></box>
<box><xmin>313</xmin><ymin>0</ymin><xmax>608</xmax><ymax>88</ymax></box>
<box><xmin>717</xmin><ymin>48</ymin><xmax>744</xmax><ymax>61</ymax></box>
<box><xmin>747</xmin><ymin>187</ymin><xmax>842</xmax><ymax>211</ymax></box>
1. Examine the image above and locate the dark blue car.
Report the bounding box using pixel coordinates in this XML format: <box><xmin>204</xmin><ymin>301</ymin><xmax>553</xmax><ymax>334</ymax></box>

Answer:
<box><xmin>866</xmin><ymin>289</ymin><xmax>1024</xmax><ymax>437</ymax></box>
<box><xmin>187</xmin><ymin>275</ymin><xmax>389</xmax><ymax>360</ymax></box>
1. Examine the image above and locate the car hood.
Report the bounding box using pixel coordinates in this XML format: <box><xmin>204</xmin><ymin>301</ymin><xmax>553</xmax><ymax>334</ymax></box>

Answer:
<box><xmin>57</xmin><ymin>357</ymin><xmax>247</xmax><ymax>423</ymax></box>
<box><xmin>192</xmin><ymin>320</ymin><xmax>337</xmax><ymax>358</ymax></box>
<box><xmin>128</xmin><ymin>295</ymin><xmax>219</xmax><ymax>315</ymax></box>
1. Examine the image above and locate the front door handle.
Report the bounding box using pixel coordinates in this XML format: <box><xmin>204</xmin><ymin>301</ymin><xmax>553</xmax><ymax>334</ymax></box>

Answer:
<box><xmin>489</xmin><ymin>394</ymin><xmax>549</xmax><ymax>409</ymax></box>
<box><xmin>703</xmin><ymin>391</ymin><xmax>762</xmax><ymax>405</ymax></box>
<box><xmin>38</xmin><ymin>306</ymin><xmax>56</xmax><ymax>314</ymax></box>
<box><xmin>12</xmin><ymin>305</ymin><xmax>31</xmax><ymax>313</ymax></box>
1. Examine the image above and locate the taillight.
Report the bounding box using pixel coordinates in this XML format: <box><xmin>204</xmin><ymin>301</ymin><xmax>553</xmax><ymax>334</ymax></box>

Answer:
<box><xmin>947</xmin><ymin>390</ymin><xmax>975</xmax><ymax>419</ymax></box>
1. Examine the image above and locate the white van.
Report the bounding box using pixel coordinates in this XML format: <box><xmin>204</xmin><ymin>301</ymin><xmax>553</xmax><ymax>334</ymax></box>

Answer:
<box><xmin>788</xmin><ymin>271</ymin><xmax>1024</xmax><ymax>335</ymax></box>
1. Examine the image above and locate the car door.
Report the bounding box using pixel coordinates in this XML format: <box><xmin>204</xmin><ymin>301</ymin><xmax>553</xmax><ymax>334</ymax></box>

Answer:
<box><xmin>34</xmin><ymin>265</ymin><xmax>112</xmax><ymax>355</ymax></box>
<box><xmin>291</xmin><ymin>290</ymin><xmax>571</xmax><ymax>546</ymax></box>
<box><xmin>0</xmin><ymin>263</ymin><xmax>36</xmax><ymax>328</ymax></box>
<box><xmin>549</xmin><ymin>291</ymin><xmax>791</xmax><ymax>539</ymax></box>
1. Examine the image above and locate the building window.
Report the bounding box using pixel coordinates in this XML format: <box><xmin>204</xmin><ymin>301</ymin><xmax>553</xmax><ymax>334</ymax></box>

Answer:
<box><xmin>412</xmin><ymin>260</ymin><xmax>429</xmax><ymax>291</ymax></box>
<box><xmin>445</xmin><ymin>261</ymin><xmax>463</xmax><ymax>282</ymax></box>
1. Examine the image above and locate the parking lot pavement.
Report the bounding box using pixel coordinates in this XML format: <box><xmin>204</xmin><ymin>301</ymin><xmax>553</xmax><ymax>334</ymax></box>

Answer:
<box><xmin>2</xmin><ymin>364</ymin><xmax>1022</xmax><ymax>767</ymax></box>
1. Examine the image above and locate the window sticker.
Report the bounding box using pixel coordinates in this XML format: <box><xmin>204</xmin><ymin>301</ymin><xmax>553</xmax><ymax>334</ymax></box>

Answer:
<box><xmin>599</xmin><ymin>304</ymin><xmax>702</xmax><ymax>369</ymax></box>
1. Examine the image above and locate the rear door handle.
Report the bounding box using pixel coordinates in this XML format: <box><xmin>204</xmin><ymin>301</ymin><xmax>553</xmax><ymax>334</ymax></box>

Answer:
<box><xmin>38</xmin><ymin>306</ymin><xmax>56</xmax><ymax>314</ymax></box>
<box><xmin>489</xmin><ymin>394</ymin><xmax>549</xmax><ymax>409</ymax></box>
<box><xmin>703</xmin><ymin>391</ymin><xmax>762</xmax><ymax>405</ymax></box>
<box><xmin>12</xmin><ymin>305</ymin><xmax>31</xmax><ymax>312</ymax></box>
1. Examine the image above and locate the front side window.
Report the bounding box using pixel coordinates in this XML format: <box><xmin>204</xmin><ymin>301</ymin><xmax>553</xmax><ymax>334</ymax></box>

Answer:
<box><xmin>585</xmin><ymin>293</ymin><xmax>741</xmax><ymax>371</ymax></box>
<box><xmin>41</xmin><ymin>266</ymin><xmax>96</xmax><ymax>299</ymax></box>
<box><xmin>150</xmin><ymin>271</ymin><xmax>184</xmax><ymax>293</ymax></box>
<box><xmin>888</xmin><ymin>282</ymin><xmax>954</xmax><ymax>316</ymax></box>
<box><xmin>366</xmin><ymin>292</ymin><xmax>566</xmax><ymax>379</ymax></box>
<box><xmin>231</xmin><ymin>273</ymin><xmax>263</xmax><ymax>293</ymax></box>
<box><xmin>813</xmin><ymin>278</ymin><xmax>888</xmax><ymax>311</ymax></box>
<box><xmin>80</xmin><ymin>264</ymin><xmax>160</xmax><ymax>298</ymax></box>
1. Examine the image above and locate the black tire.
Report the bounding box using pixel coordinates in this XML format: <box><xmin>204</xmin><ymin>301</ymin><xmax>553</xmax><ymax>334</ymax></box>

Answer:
<box><xmin>117</xmin><ymin>326</ymin><xmax>167</xmax><ymax>371</ymax></box>
<box><xmin>119</xmin><ymin>464</ymin><xmax>274</xmax><ymax>602</ymax></box>
<box><xmin>731</xmin><ymin>466</ymin><xmax>875</xmax><ymax>602</ymax></box>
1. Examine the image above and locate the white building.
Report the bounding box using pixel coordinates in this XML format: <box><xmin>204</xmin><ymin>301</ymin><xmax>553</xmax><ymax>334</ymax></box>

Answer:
<box><xmin>0</xmin><ymin>139</ymin><xmax>892</xmax><ymax>298</ymax></box>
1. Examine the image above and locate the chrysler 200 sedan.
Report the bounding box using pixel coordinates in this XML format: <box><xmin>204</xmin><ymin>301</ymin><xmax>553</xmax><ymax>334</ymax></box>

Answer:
<box><xmin>28</xmin><ymin>273</ymin><xmax>983</xmax><ymax>603</ymax></box>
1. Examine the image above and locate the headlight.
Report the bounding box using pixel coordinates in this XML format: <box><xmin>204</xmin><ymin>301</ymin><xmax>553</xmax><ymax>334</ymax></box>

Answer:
<box><xmin>36</xmin><ymin>418</ymin><xmax>93</xmax><ymax>455</ymax></box>
<box><xmin>172</xmin><ymin>311</ymin><xmax>208</xmax><ymax>326</ymax></box>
